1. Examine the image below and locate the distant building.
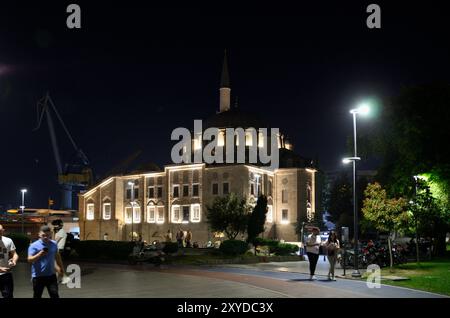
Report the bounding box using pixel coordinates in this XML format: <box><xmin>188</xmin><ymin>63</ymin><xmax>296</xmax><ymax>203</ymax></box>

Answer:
<box><xmin>0</xmin><ymin>208</ymin><xmax>79</xmax><ymax>239</ymax></box>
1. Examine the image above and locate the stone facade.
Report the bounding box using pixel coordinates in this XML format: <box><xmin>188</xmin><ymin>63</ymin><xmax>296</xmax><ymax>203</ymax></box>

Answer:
<box><xmin>78</xmin><ymin>163</ymin><xmax>317</xmax><ymax>244</ymax></box>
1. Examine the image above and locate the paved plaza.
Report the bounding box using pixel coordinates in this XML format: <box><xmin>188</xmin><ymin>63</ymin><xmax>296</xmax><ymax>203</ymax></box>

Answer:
<box><xmin>7</xmin><ymin>258</ymin><xmax>446</xmax><ymax>298</ymax></box>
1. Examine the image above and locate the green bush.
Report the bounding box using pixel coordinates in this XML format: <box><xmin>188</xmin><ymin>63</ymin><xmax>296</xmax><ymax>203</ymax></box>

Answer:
<box><xmin>74</xmin><ymin>240</ymin><xmax>135</xmax><ymax>260</ymax></box>
<box><xmin>8</xmin><ymin>233</ymin><xmax>31</xmax><ymax>253</ymax></box>
<box><xmin>252</xmin><ymin>238</ymin><xmax>279</xmax><ymax>253</ymax></box>
<box><xmin>163</xmin><ymin>242</ymin><xmax>179</xmax><ymax>254</ymax></box>
<box><xmin>219</xmin><ymin>240</ymin><xmax>249</xmax><ymax>255</ymax></box>
<box><xmin>273</xmin><ymin>243</ymin><xmax>299</xmax><ymax>256</ymax></box>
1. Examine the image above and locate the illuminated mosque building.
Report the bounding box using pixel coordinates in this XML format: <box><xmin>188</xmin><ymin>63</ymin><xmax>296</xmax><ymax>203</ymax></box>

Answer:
<box><xmin>79</xmin><ymin>55</ymin><xmax>320</xmax><ymax>243</ymax></box>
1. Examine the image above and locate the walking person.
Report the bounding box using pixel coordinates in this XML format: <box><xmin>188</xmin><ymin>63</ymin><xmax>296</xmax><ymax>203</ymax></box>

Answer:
<box><xmin>306</xmin><ymin>227</ymin><xmax>321</xmax><ymax>280</ymax></box>
<box><xmin>326</xmin><ymin>231</ymin><xmax>340</xmax><ymax>281</ymax></box>
<box><xmin>185</xmin><ymin>229</ymin><xmax>192</xmax><ymax>248</ymax></box>
<box><xmin>54</xmin><ymin>221</ymin><xmax>67</xmax><ymax>257</ymax></box>
<box><xmin>0</xmin><ymin>224</ymin><xmax>19</xmax><ymax>298</ymax></box>
<box><xmin>165</xmin><ymin>229</ymin><xmax>173</xmax><ymax>242</ymax></box>
<box><xmin>28</xmin><ymin>225</ymin><xmax>64</xmax><ymax>298</ymax></box>
<box><xmin>176</xmin><ymin>228</ymin><xmax>184</xmax><ymax>248</ymax></box>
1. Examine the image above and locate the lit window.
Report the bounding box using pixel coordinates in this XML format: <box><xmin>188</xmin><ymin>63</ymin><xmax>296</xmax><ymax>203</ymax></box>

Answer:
<box><xmin>133</xmin><ymin>206</ymin><xmax>141</xmax><ymax>224</ymax></box>
<box><xmin>172</xmin><ymin>205</ymin><xmax>181</xmax><ymax>223</ymax></box>
<box><xmin>307</xmin><ymin>184</ymin><xmax>312</xmax><ymax>203</ymax></box>
<box><xmin>157</xmin><ymin>206</ymin><xmax>164</xmax><ymax>224</ymax></box>
<box><xmin>218</xmin><ymin>131</ymin><xmax>225</xmax><ymax>147</ymax></box>
<box><xmin>281</xmin><ymin>209</ymin><xmax>289</xmax><ymax>223</ymax></box>
<box><xmin>258</xmin><ymin>130</ymin><xmax>264</xmax><ymax>148</ymax></box>
<box><xmin>103</xmin><ymin>203</ymin><xmax>111</xmax><ymax>220</ymax></box>
<box><xmin>193</xmin><ymin>134</ymin><xmax>202</xmax><ymax>150</ymax></box>
<box><xmin>307</xmin><ymin>203</ymin><xmax>313</xmax><ymax>222</ymax></box>
<box><xmin>245</xmin><ymin>130</ymin><xmax>253</xmax><ymax>146</ymax></box>
<box><xmin>147</xmin><ymin>206</ymin><xmax>156</xmax><ymax>223</ymax></box>
<box><xmin>125</xmin><ymin>205</ymin><xmax>140</xmax><ymax>224</ymax></box>
<box><xmin>182</xmin><ymin>206</ymin><xmax>190</xmax><ymax>223</ymax></box>
<box><xmin>266</xmin><ymin>205</ymin><xmax>273</xmax><ymax>223</ymax></box>
<box><xmin>86</xmin><ymin>203</ymin><xmax>94</xmax><ymax>220</ymax></box>
<box><xmin>191</xmin><ymin>204</ymin><xmax>201</xmax><ymax>222</ymax></box>
<box><xmin>125</xmin><ymin>207</ymin><xmax>132</xmax><ymax>224</ymax></box>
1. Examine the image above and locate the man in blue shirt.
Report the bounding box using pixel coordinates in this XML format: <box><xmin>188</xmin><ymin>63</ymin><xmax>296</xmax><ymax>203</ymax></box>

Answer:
<box><xmin>28</xmin><ymin>225</ymin><xmax>64</xmax><ymax>298</ymax></box>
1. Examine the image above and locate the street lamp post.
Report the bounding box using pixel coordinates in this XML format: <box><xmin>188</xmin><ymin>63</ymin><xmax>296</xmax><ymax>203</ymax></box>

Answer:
<box><xmin>20</xmin><ymin>189</ymin><xmax>27</xmax><ymax>234</ymax></box>
<box><xmin>343</xmin><ymin>103</ymin><xmax>369</xmax><ymax>278</ymax></box>
<box><xmin>128</xmin><ymin>181</ymin><xmax>135</xmax><ymax>241</ymax></box>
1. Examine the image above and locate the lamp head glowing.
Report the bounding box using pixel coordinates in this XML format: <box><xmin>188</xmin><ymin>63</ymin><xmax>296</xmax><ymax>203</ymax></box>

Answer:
<box><xmin>21</xmin><ymin>189</ymin><xmax>27</xmax><ymax>193</ymax></box>
<box><xmin>342</xmin><ymin>157</ymin><xmax>361</xmax><ymax>164</ymax></box>
<box><xmin>350</xmin><ymin>103</ymin><xmax>370</xmax><ymax>115</ymax></box>
<box><xmin>127</xmin><ymin>181</ymin><xmax>134</xmax><ymax>186</ymax></box>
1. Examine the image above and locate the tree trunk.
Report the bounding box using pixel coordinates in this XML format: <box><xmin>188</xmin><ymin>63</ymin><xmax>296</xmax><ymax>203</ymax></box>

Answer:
<box><xmin>388</xmin><ymin>235</ymin><xmax>393</xmax><ymax>272</ymax></box>
<box><xmin>415</xmin><ymin>221</ymin><xmax>420</xmax><ymax>264</ymax></box>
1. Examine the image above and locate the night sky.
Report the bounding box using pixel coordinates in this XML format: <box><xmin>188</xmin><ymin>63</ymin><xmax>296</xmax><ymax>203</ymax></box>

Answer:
<box><xmin>1</xmin><ymin>1</ymin><xmax>449</xmax><ymax>209</ymax></box>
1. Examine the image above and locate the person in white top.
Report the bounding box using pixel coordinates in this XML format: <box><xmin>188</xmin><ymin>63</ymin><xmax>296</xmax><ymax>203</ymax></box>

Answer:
<box><xmin>325</xmin><ymin>231</ymin><xmax>340</xmax><ymax>281</ymax></box>
<box><xmin>306</xmin><ymin>227</ymin><xmax>322</xmax><ymax>280</ymax></box>
<box><xmin>0</xmin><ymin>224</ymin><xmax>19</xmax><ymax>298</ymax></box>
<box><xmin>54</xmin><ymin>223</ymin><xmax>67</xmax><ymax>254</ymax></box>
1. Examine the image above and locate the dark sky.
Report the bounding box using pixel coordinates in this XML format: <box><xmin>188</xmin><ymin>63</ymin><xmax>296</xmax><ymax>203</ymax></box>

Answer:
<box><xmin>1</xmin><ymin>1</ymin><xmax>450</xmax><ymax>208</ymax></box>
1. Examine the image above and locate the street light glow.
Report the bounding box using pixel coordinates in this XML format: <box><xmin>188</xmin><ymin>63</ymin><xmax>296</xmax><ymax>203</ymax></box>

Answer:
<box><xmin>21</xmin><ymin>189</ymin><xmax>27</xmax><ymax>193</ymax></box>
<box><xmin>342</xmin><ymin>157</ymin><xmax>361</xmax><ymax>164</ymax></box>
<box><xmin>128</xmin><ymin>181</ymin><xmax>134</xmax><ymax>186</ymax></box>
<box><xmin>350</xmin><ymin>103</ymin><xmax>370</xmax><ymax>115</ymax></box>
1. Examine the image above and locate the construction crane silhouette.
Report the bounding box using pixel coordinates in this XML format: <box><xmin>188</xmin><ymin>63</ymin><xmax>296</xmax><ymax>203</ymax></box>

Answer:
<box><xmin>34</xmin><ymin>92</ymin><xmax>93</xmax><ymax>210</ymax></box>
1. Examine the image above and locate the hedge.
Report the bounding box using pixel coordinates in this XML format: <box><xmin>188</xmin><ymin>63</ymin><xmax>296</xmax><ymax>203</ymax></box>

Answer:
<box><xmin>219</xmin><ymin>240</ymin><xmax>249</xmax><ymax>255</ymax></box>
<box><xmin>74</xmin><ymin>240</ymin><xmax>135</xmax><ymax>260</ymax></box>
<box><xmin>252</xmin><ymin>238</ymin><xmax>280</xmax><ymax>253</ymax></box>
<box><xmin>273</xmin><ymin>243</ymin><xmax>299</xmax><ymax>256</ymax></box>
<box><xmin>163</xmin><ymin>242</ymin><xmax>179</xmax><ymax>254</ymax></box>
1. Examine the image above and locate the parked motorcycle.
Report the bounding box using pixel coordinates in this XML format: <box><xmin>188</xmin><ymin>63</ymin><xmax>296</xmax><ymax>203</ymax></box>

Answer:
<box><xmin>128</xmin><ymin>241</ymin><xmax>166</xmax><ymax>266</ymax></box>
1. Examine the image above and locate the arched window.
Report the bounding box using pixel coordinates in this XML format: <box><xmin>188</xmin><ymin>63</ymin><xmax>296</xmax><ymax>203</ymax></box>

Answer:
<box><xmin>125</xmin><ymin>202</ymin><xmax>141</xmax><ymax>224</ymax></box>
<box><xmin>190</xmin><ymin>204</ymin><xmax>201</xmax><ymax>223</ymax></box>
<box><xmin>147</xmin><ymin>202</ymin><xmax>156</xmax><ymax>223</ymax></box>
<box><xmin>86</xmin><ymin>202</ymin><xmax>95</xmax><ymax>220</ymax></box>
<box><xmin>103</xmin><ymin>199</ymin><xmax>111</xmax><ymax>220</ymax></box>
<box><xmin>266</xmin><ymin>205</ymin><xmax>273</xmax><ymax>223</ymax></box>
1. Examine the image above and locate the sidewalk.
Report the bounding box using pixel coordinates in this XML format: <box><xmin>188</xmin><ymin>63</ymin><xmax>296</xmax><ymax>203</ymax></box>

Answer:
<box><xmin>218</xmin><ymin>255</ymin><xmax>367</xmax><ymax>278</ymax></box>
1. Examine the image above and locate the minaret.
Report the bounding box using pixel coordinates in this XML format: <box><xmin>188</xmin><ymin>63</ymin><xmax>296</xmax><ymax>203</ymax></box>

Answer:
<box><xmin>219</xmin><ymin>50</ymin><xmax>231</xmax><ymax>112</ymax></box>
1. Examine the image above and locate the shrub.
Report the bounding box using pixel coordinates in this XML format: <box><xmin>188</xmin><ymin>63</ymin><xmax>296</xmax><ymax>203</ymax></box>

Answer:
<box><xmin>8</xmin><ymin>233</ymin><xmax>31</xmax><ymax>253</ymax></box>
<box><xmin>219</xmin><ymin>240</ymin><xmax>249</xmax><ymax>255</ymax></box>
<box><xmin>163</xmin><ymin>242</ymin><xmax>179</xmax><ymax>254</ymax></box>
<box><xmin>74</xmin><ymin>240</ymin><xmax>134</xmax><ymax>260</ymax></box>
<box><xmin>252</xmin><ymin>238</ymin><xmax>279</xmax><ymax>253</ymax></box>
<box><xmin>273</xmin><ymin>243</ymin><xmax>299</xmax><ymax>256</ymax></box>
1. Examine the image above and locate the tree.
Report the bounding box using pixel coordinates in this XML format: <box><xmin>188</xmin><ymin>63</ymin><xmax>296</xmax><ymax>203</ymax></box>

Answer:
<box><xmin>312</xmin><ymin>209</ymin><xmax>325</xmax><ymax>230</ymax></box>
<box><xmin>362</xmin><ymin>182</ymin><xmax>409</xmax><ymax>271</ymax></box>
<box><xmin>247</xmin><ymin>195</ymin><xmax>268</xmax><ymax>245</ymax></box>
<box><xmin>206</xmin><ymin>193</ymin><xmax>250</xmax><ymax>240</ymax></box>
<box><xmin>324</xmin><ymin>172</ymin><xmax>354</xmax><ymax>235</ymax></box>
<box><xmin>364</xmin><ymin>83</ymin><xmax>450</xmax><ymax>255</ymax></box>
